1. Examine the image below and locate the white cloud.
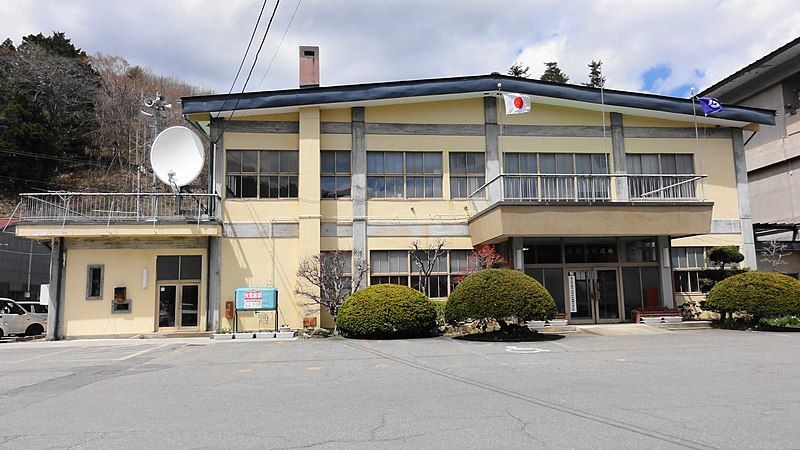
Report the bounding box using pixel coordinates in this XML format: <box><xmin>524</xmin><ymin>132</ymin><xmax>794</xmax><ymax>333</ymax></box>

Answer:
<box><xmin>2</xmin><ymin>0</ymin><xmax>799</xmax><ymax>96</ymax></box>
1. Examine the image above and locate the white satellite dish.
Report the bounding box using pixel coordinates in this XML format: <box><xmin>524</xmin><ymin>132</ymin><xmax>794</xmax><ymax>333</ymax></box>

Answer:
<box><xmin>150</xmin><ymin>126</ymin><xmax>205</xmax><ymax>188</ymax></box>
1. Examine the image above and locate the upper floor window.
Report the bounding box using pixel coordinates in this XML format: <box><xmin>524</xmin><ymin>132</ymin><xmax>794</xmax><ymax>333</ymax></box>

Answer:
<box><xmin>449</xmin><ymin>152</ymin><xmax>485</xmax><ymax>199</ymax></box>
<box><xmin>367</xmin><ymin>151</ymin><xmax>442</xmax><ymax>199</ymax></box>
<box><xmin>626</xmin><ymin>154</ymin><xmax>694</xmax><ymax>175</ymax></box>
<box><xmin>226</xmin><ymin>150</ymin><xmax>299</xmax><ymax>199</ymax></box>
<box><xmin>627</xmin><ymin>154</ymin><xmax>695</xmax><ymax>199</ymax></box>
<box><xmin>502</xmin><ymin>153</ymin><xmax>609</xmax><ymax>200</ymax></box>
<box><xmin>321</xmin><ymin>151</ymin><xmax>351</xmax><ymax>198</ymax></box>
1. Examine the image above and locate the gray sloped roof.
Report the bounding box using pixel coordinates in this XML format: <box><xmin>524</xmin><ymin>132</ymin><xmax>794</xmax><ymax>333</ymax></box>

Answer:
<box><xmin>182</xmin><ymin>73</ymin><xmax>775</xmax><ymax>126</ymax></box>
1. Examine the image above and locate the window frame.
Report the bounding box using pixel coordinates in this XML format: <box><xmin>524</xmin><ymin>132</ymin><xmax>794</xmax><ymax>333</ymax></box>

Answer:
<box><xmin>321</xmin><ymin>150</ymin><xmax>352</xmax><ymax>199</ymax></box>
<box><xmin>367</xmin><ymin>151</ymin><xmax>443</xmax><ymax>199</ymax></box>
<box><xmin>369</xmin><ymin>249</ymin><xmax>472</xmax><ymax>298</ymax></box>
<box><xmin>225</xmin><ymin>149</ymin><xmax>299</xmax><ymax>199</ymax></box>
<box><xmin>86</xmin><ymin>265</ymin><xmax>104</xmax><ymax>300</ymax></box>
<box><xmin>671</xmin><ymin>246</ymin><xmax>709</xmax><ymax>294</ymax></box>
<box><xmin>449</xmin><ymin>152</ymin><xmax>486</xmax><ymax>199</ymax></box>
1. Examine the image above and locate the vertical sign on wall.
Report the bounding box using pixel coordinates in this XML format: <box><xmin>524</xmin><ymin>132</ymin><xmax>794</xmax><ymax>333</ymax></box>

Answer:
<box><xmin>568</xmin><ymin>274</ymin><xmax>577</xmax><ymax>313</ymax></box>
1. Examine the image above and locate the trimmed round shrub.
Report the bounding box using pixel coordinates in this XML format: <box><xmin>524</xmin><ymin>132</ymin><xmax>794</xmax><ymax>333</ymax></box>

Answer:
<box><xmin>705</xmin><ymin>271</ymin><xmax>800</xmax><ymax>319</ymax></box>
<box><xmin>445</xmin><ymin>268</ymin><xmax>557</xmax><ymax>325</ymax></box>
<box><xmin>337</xmin><ymin>284</ymin><xmax>438</xmax><ymax>338</ymax></box>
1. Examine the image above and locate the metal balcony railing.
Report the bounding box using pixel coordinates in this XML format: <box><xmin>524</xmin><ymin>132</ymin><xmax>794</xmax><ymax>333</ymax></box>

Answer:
<box><xmin>17</xmin><ymin>192</ymin><xmax>219</xmax><ymax>225</ymax></box>
<box><xmin>468</xmin><ymin>173</ymin><xmax>707</xmax><ymax>214</ymax></box>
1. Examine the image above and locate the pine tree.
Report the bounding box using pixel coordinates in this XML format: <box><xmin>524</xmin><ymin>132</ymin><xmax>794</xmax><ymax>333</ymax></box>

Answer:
<box><xmin>540</xmin><ymin>62</ymin><xmax>569</xmax><ymax>84</ymax></box>
<box><xmin>507</xmin><ymin>62</ymin><xmax>530</xmax><ymax>78</ymax></box>
<box><xmin>583</xmin><ymin>60</ymin><xmax>606</xmax><ymax>89</ymax></box>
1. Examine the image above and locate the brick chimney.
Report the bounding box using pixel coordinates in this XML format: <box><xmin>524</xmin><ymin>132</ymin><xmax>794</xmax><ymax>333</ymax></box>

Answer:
<box><xmin>299</xmin><ymin>46</ymin><xmax>319</xmax><ymax>88</ymax></box>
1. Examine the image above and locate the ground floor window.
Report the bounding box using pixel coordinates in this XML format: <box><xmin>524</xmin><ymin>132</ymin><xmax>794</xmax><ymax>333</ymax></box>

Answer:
<box><xmin>671</xmin><ymin>246</ymin><xmax>712</xmax><ymax>293</ymax></box>
<box><xmin>369</xmin><ymin>249</ymin><xmax>471</xmax><ymax>298</ymax></box>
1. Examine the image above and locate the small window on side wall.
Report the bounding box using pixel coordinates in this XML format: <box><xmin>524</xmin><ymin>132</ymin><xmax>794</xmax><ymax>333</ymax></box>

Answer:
<box><xmin>86</xmin><ymin>265</ymin><xmax>104</xmax><ymax>300</ymax></box>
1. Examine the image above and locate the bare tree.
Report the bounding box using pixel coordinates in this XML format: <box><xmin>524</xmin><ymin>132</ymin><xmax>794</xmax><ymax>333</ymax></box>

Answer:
<box><xmin>760</xmin><ymin>239</ymin><xmax>790</xmax><ymax>272</ymax></box>
<box><xmin>410</xmin><ymin>239</ymin><xmax>447</xmax><ymax>296</ymax></box>
<box><xmin>295</xmin><ymin>250</ymin><xmax>368</xmax><ymax>321</ymax></box>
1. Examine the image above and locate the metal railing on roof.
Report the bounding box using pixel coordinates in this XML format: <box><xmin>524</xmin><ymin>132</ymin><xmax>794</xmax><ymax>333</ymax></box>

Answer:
<box><xmin>18</xmin><ymin>192</ymin><xmax>219</xmax><ymax>225</ymax></box>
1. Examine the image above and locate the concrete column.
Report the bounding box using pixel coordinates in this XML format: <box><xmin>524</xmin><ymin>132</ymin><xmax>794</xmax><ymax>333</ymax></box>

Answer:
<box><xmin>657</xmin><ymin>236</ymin><xmax>675</xmax><ymax>309</ymax></box>
<box><xmin>510</xmin><ymin>237</ymin><xmax>524</xmax><ymax>271</ymax></box>
<box><xmin>610</xmin><ymin>112</ymin><xmax>629</xmax><ymax>201</ymax></box>
<box><xmin>46</xmin><ymin>237</ymin><xmax>65</xmax><ymax>340</ymax></box>
<box><xmin>484</xmin><ymin>97</ymin><xmax>501</xmax><ymax>202</ymax></box>
<box><xmin>299</xmin><ymin>107</ymin><xmax>322</xmax><ymax>322</ymax></box>
<box><xmin>209</xmin><ymin>118</ymin><xmax>225</xmax><ymax>221</ymax></box>
<box><xmin>351</xmin><ymin>107</ymin><xmax>368</xmax><ymax>289</ymax></box>
<box><xmin>206</xmin><ymin>237</ymin><xmax>221</xmax><ymax>332</ymax></box>
<box><xmin>732</xmin><ymin>128</ymin><xmax>757</xmax><ymax>268</ymax></box>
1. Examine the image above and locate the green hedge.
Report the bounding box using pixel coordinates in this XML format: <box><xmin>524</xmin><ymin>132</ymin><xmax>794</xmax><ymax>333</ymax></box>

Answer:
<box><xmin>336</xmin><ymin>284</ymin><xmax>438</xmax><ymax>338</ymax></box>
<box><xmin>444</xmin><ymin>268</ymin><xmax>557</xmax><ymax>325</ymax></box>
<box><xmin>705</xmin><ymin>271</ymin><xmax>800</xmax><ymax>319</ymax></box>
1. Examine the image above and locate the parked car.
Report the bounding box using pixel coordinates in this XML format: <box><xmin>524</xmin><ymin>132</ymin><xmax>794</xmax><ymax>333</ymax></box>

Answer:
<box><xmin>0</xmin><ymin>298</ymin><xmax>47</xmax><ymax>338</ymax></box>
<box><xmin>16</xmin><ymin>301</ymin><xmax>49</xmax><ymax>322</ymax></box>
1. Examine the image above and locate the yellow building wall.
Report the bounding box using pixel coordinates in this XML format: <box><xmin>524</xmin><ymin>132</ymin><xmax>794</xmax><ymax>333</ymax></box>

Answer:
<box><xmin>625</xmin><ymin>137</ymin><xmax>739</xmax><ymax>220</ymax></box>
<box><xmin>219</xmin><ymin>237</ymin><xmax>305</xmax><ymax>332</ymax></box>
<box><xmin>61</xmin><ymin>243</ymin><xmax>207</xmax><ymax>337</ymax></box>
<box><xmin>365</xmin><ymin>98</ymin><xmax>484</xmax><ymax>124</ymax></box>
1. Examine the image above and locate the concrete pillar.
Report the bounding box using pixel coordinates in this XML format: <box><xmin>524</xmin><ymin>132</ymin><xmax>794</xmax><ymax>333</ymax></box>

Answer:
<box><xmin>484</xmin><ymin>96</ymin><xmax>501</xmax><ymax>203</ymax></box>
<box><xmin>206</xmin><ymin>237</ymin><xmax>221</xmax><ymax>332</ymax></box>
<box><xmin>510</xmin><ymin>237</ymin><xmax>524</xmax><ymax>271</ymax></box>
<box><xmin>46</xmin><ymin>237</ymin><xmax>65</xmax><ymax>340</ymax></box>
<box><xmin>299</xmin><ymin>107</ymin><xmax>322</xmax><ymax>321</ymax></box>
<box><xmin>209</xmin><ymin>118</ymin><xmax>225</xmax><ymax>221</ymax></box>
<box><xmin>731</xmin><ymin>128</ymin><xmax>757</xmax><ymax>268</ymax></box>
<box><xmin>610</xmin><ymin>112</ymin><xmax>629</xmax><ymax>201</ymax></box>
<box><xmin>351</xmin><ymin>107</ymin><xmax>368</xmax><ymax>289</ymax></box>
<box><xmin>657</xmin><ymin>236</ymin><xmax>675</xmax><ymax>309</ymax></box>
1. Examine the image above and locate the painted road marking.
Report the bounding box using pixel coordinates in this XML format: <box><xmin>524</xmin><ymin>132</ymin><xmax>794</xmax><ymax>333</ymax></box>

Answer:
<box><xmin>504</xmin><ymin>346</ymin><xmax>551</xmax><ymax>354</ymax></box>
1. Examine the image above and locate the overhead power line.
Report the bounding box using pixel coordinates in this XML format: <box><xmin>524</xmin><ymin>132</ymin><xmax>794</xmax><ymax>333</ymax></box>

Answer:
<box><xmin>227</xmin><ymin>0</ymin><xmax>270</xmax><ymax>95</ymax></box>
<box><xmin>214</xmin><ymin>0</ymin><xmax>283</xmax><ymax>144</ymax></box>
<box><xmin>0</xmin><ymin>148</ymin><xmax>101</xmax><ymax>167</ymax></box>
<box><xmin>257</xmin><ymin>0</ymin><xmax>302</xmax><ymax>90</ymax></box>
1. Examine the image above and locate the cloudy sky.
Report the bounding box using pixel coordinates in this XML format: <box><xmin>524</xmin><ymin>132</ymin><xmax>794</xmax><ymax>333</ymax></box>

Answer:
<box><xmin>3</xmin><ymin>0</ymin><xmax>800</xmax><ymax>97</ymax></box>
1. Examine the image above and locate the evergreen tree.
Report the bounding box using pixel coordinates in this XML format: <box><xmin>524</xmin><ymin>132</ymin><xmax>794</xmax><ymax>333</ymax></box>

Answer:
<box><xmin>540</xmin><ymin>62</ymin><xmax>570</xmax><ymax>84</ymax></box>
<box><xmin>0</xmin><ymin>32</ymin><xmax>100</xmax><ymax>188</ymax></box>
<box><xmin>507</xmin><ymin>62</ymin><xmax>530</xmax><ymax>78</ymax></box>
<box><xmin>583</xmin><ymin>60</ymin><xmax>606</xmax><ymax>89</ymax></box>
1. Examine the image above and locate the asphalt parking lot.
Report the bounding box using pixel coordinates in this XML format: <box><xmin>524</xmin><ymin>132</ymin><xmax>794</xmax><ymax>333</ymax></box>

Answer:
<box><xmin>0</xmin><ymin>328</ymin><xmax>798</xmax><ymax>449</ymax></box>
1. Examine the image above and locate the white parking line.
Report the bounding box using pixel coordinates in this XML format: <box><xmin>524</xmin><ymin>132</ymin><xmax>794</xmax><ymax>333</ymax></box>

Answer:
<box><xmin>3</xmin><ymin>347</ymin><xmax>77</xmax><ymax>364</ymax></box>
<box><xmin>118</xmin><ymin>343</ymin><xmax>169</xmax><ymax>361</ymax></box>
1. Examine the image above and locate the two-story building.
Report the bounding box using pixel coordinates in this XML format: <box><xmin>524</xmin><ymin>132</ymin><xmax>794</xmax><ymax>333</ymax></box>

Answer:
<box><xmin>16</xmin><ymin>47</ymin><xmax>774</xmax><ymax>338</ymax></box>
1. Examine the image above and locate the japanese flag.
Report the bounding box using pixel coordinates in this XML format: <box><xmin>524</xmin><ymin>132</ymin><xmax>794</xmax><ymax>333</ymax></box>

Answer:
<box><xmin>503</xmin><ymin>93</ymin><xmax>532</xmax><ymax>114</ymax></box>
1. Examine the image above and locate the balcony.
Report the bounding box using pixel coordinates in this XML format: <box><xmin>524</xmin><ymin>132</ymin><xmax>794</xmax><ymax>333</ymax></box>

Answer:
<box><xmin>13</xmin><ymin>192</ymin><xmax>221</xmax><ymax>238</ymax></box>
<box><xmin>467</xmin><ymin>174</ymin><xmax>713</xmax><ymax>244</ymax></box>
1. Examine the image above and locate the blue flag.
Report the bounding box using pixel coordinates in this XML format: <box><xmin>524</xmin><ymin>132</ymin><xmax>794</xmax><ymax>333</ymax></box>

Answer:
<box><xmin>698</xmin><ymin>97</ymin><xmax>723</xmax><ymax>115</ymax></box>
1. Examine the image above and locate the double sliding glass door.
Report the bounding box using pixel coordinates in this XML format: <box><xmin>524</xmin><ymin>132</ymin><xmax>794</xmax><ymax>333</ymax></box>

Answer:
<box><xmin>158</xmin><ymin>284</ymin><xmax>200</xmax><ymax>330</ymax></box>
<box><xmin>567</xmin><ymin>268</ymin><xmax>620</xmax><ymax>323</ymax></box>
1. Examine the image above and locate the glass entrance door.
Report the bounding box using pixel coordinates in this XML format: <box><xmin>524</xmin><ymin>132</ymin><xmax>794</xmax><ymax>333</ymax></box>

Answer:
<box><xmin>567</xmin><ymin>269</ymin><xmax>620</xmax><ymax>323</ymax></box>
<box><xmin>158</xmin><ymin>284</ymin><xmax>200</xmax><ymax>330</ymax></box>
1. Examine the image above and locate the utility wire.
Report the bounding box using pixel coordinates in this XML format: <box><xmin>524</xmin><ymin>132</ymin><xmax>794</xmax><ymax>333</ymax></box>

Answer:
<box><xmin>0</xmin><ymin>148</ymin><xmax>101</xmax><ymax>167</ymax></box>
<box><xmin>256</xmin><ymin>0</ymin><xmax>302</xmax><ymax>90</ymax></box>
<box><xmin>214</xmin><ymin>0</ymin><xmax>282</xmax><ymax>144</ymax></box>
<box><xmin>227</xmin><ymin>0</ymin><xmax>270</xmax><ymax>94</ymax></box>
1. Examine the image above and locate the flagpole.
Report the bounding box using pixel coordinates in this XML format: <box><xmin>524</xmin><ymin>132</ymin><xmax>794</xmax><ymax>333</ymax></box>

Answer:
<box><xmin>690</xmin><ymin>88</ymin><xmax>705</xmax><ymax>200</ymax></box>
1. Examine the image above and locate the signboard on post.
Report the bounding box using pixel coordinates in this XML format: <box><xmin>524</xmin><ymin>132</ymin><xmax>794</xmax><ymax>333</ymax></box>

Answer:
<box><xmin>235</xmin><ymin>288</ymin><xmax>277</xmax><ymax>311</ymax></box>
<box><xmin>568</xmin><ymin>274</ymin><xmax>577</xmax><ymax>313</ymax></box>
